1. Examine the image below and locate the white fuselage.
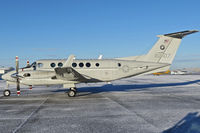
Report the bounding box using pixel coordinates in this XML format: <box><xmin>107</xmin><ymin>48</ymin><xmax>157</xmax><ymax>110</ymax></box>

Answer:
<box><xmin>2</xmin><ymin>59</ymin><xmax>169</xmax><ymax>86</ymax></box>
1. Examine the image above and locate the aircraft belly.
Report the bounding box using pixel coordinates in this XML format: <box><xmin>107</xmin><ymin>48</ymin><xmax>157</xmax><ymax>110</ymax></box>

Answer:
<box><xmin>20</xmin><ymin>78</ymin><xmax>77</xmax><ymax>86</ymax></box>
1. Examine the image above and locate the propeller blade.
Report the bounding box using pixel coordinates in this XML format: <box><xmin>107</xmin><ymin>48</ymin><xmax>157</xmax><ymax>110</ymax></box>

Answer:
<box><xmin>17</xmin><ymin>78</ymin><xmax>20</xmax><ymax>96</ymax></box>
<box><xmin>16</xmin><ymin>56</ymin><xmax>19</xmax><ymax>74</ymax></box>
<box><xmin>15</xmin><ymin>56</ymin><xmax>20</xmax><ymax>96</ymax></box>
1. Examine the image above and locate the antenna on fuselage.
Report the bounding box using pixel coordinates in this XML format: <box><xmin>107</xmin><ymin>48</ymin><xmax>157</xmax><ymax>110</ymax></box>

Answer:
<box><xmin>98</xmin><ymin>55</ymin><xmax>103</xmax><ymax>59</ymax></box>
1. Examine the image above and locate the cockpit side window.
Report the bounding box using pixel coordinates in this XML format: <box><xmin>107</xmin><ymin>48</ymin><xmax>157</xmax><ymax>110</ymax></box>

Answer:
<box><xmin>23</xmin><ymin>73</ymin><xmax>31</xmax><ymax>77</ymax></box>
<box><xmin>37</xmin><ymin>63</ymin><xmax>43</xmax><ymax>68</ymax></box>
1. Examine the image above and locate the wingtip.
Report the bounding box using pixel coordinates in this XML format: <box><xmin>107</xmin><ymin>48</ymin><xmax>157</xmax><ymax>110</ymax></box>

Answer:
<box><xmin>191</xmin><ymin>30</ymin><xmax>199</xmax><ymax>32</ymax></box>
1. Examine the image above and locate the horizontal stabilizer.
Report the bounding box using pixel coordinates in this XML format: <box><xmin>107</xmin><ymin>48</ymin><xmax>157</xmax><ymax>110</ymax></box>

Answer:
<box><xmin>164</xmin><ymin>30</ymin><xmax>198</xmax><ymax>39</ymax></box>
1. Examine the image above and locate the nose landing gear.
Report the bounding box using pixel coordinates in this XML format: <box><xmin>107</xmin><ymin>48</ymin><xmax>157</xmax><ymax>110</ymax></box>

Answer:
<box><xmin>3</xmin><ymin>89</ymin><xmax>11</xmax><ymax>97</ymax></box>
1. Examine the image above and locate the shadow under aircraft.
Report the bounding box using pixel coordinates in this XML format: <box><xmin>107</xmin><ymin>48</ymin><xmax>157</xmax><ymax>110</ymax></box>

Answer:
<box><xmin>52</xmin><ymin>79</ymin><xmax>200</xmax><ymax>96</ymax></box>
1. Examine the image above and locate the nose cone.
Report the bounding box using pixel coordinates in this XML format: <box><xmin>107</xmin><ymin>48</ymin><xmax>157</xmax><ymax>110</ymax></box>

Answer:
<box><xmin>2</xmin><ymin>71</ymin><xmax>16</xmax><ymax>81</ymax></box>
<box><xmin>2</xmin><ymin>73</ymin><xmax>10</xmax><ymax>81</ymax></box>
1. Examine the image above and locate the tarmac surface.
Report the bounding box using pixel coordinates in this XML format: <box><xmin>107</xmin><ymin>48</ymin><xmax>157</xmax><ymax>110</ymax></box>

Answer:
<box><xmin>0</xmin><ymin>75</ymin><xmax>200</xmax><ymax>133</ymax></box>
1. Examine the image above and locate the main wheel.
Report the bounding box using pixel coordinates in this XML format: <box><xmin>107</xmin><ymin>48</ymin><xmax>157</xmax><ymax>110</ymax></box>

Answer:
<box><xmin>68</xmin><ymin>90</ymin><xmax>76</xmax><ymax>97</ymax></box>
<box><xmin>3</xmin><ymin>89</ymin><xmax>11</xmax><ymax>97</ymax></box>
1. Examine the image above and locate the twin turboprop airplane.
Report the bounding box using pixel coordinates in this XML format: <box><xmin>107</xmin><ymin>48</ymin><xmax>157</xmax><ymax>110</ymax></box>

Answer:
<box><xmin>2</xmin><ymin>30</ymin><xmax>198</xmax><ymax>97</ymax></box>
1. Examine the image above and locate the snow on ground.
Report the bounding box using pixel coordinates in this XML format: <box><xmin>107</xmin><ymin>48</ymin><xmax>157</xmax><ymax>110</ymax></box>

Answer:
<box><xmin>0</xmin><ymin>75</ymin><xmax>200</xmax><ymax>133</ymax></box>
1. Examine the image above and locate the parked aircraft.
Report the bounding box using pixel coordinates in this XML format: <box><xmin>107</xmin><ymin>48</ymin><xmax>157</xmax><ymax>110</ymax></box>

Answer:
<box><xmin>1</xmin><ymin>30</ymin><xmax>198</xmax><ymax>97</ymax></box>
<box><xmin>152</xmin><ymin>70</ymin><xmax>171</xmax><ymax>76</ymax></box>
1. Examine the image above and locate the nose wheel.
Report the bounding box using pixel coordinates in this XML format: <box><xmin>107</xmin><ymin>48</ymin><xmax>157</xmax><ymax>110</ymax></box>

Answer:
<box><xmin>3</xmin><ymin>89</ymin><xmax>11</xmax><ymax>97</ymax></box>
<box><xmin>68</xmin><ymin>87</ymin><xmax>77</xmax><ymax>97</ymax></box>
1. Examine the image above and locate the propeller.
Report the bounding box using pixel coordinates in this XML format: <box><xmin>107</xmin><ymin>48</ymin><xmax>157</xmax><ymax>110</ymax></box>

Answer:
<box><xmin>16</xmin><ymin>56</ymin><xmax>20</xmax><ymax>96</ymax></box>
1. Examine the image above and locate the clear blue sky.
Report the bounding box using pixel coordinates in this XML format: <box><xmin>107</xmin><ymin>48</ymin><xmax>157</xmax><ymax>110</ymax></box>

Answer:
<box><xmin>0</xmin><ymin>0</ymin><xmax>200</xmax><ymax>69</ymax></box>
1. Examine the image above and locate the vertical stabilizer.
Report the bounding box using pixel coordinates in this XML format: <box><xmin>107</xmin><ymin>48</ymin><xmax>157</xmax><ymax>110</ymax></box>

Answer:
<box><xmin>137</xmin><ymin>30</ymin><xmax>198</xmax><ymax>64</ymax></box>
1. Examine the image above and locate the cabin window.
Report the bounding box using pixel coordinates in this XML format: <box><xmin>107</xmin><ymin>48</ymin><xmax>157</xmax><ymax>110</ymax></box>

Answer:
<box><xmin>79</xmin><ymin>62</ymin><xmax>84</xmax><ymax>67</ymax></box>
<box><xmin>86</xmin><ymin>62</ymin><xmax>91</xmax><ymax>67</ymax></box>
<box><xmin>72</xmin><ymin>63</ymin><xmax>77</xmax><ymax>67</ymax></box>
<box><xmin>23</xmin><ymin>73</ymin><xmax>31</xmax><ymax>77</ymax></box>
<box><xmin>95</xmin><ymin>63</ymin><xmax>100</xmax><ymax>67</ymax></box>
<box><xmin>58</xmin><ymin>62</ymin><xmax>63</xmax><ymax>67</ymax></box>
<box><xmin>50</xmin><ymin>63</ymin><xmax>56</xmax><ymax>68</ymax></box>
<box><xmin>37</xmin><ymin>63</ymin><xmax>43</xmax><ymax>68</ymax></box>
<box><xmin>118</xmin><ymin>63</ymin><xmax>121</xmax><ymax>67</ymax></box>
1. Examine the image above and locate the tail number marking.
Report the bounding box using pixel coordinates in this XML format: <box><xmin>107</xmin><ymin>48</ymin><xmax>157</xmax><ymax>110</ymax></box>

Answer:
<box><xmin>154</xmin><ymin>53</ymin><xmax>171</xmax><ymax>59</ymax></box>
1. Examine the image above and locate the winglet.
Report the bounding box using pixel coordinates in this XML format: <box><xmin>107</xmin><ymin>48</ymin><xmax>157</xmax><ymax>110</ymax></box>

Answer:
<box><xmin>164</xmin><ymin>30</ymin><xmax>199</xmax><ymax>39</ymax></box>
<box><xmin>63</xmin><ymin>55</ymin><xmax>75</xmax><ymax>67</ymax></box>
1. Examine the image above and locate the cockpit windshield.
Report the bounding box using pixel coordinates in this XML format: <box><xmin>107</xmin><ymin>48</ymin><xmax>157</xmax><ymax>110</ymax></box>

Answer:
<box><xmin>31</xmin><ymin>62</ymin><xmax>36</xmax><ymax>70</ymax></box>
<box><xmin>30</xmin><ymin>62</ymin><xmax>36</xmax><ymax>67</ymax></box>
<box><xmin>22</xmin><ymin>62</ymin><xmax>36</xmax><ymax>70</ymax></box>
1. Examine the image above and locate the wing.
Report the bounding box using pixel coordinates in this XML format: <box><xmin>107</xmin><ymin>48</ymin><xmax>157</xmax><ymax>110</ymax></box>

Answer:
<box><xmin>55</xmin><ymin>67</ymin><xmax>88</xmax><ymax>81</ymax></box>
<box><xmin>54</xmin><ymin>54</ymin><xmax>100</xmax><ymax>82</ymax></box>
<box><xmin>54</xmin><ymin>54</ymin><xmax>87</xmax><ymax>81</ymax></box>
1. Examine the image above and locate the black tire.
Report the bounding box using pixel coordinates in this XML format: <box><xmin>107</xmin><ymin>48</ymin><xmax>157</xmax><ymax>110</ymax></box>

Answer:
<box><xmin>3</xmin><ymin>89</ymin><xmax>11</xmax><ymax>97</ymax></box>
<box><xmin>68</xmin><ymin>90</ymin><xmax>76</xmax><ymax>97</ymax></box>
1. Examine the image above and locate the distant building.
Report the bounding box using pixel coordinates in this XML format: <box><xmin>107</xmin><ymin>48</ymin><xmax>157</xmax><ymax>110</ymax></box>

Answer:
<box><xmin>183</xmin><ymin>68</ymin><xmax>200</xmax><ymax>75</ymax></box>
<box><xmin>170</xmin><ymin>68</ymin><xmax>200</xmax><ymax>75</ymax></box>
<box><xmin>171</xmin><ymin>70</ymin><xmax>187</xmax><ymax>75</ymax></box>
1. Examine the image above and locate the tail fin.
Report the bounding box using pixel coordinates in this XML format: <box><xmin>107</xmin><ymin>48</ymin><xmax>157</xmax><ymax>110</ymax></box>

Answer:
<box><xmin>137</xmin><ymin>30</ymin><xmax>198</xmax><ymax>64</ymax></box>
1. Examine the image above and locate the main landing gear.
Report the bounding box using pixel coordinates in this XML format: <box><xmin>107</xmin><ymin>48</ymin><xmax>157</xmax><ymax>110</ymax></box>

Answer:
<box><xmin>68</xmin><ymin>87</ymin><xmax>77</xmax><ymax>97</ymax></box>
